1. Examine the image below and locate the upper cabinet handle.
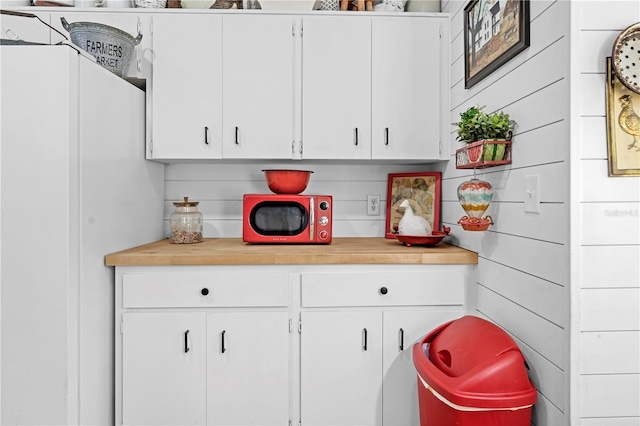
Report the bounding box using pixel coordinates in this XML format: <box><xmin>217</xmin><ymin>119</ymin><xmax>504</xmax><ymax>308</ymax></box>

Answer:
<box><xmin>362</xmin><ymin>328</ymin><xmax>368</xmax><ymax>351</ymax></box>
<box><xmin>385</xmin><ymin>127</ymin><xmax>389</xmax><ymax>146</ymax></box>
<box><xmin>204</xmin><ymin>126</ymin><xmax>209</xmax><ymax>145</ymax></box>
<box><xmin>184</xmin><ymin>330</ymin><xmax>190</xmax><ymax>353</ymax></box>
<box><xmin>221</xmin><ymin>330</ymin><xmax>226</xmax><ymax>354</ymax></box>
<box><xmin>235</xmin><ymin>126</ymin><xmax>239</xmax><ymax>145</ymax></box>
<box><xmin>399</xmin><ymin>328</ymin><xmax>404</xmax><ymax>351</ymax></box>
<box><xmin>354</xmin><ymin>128</ymin><xmax>359</xmax><ymax>146</ymax></box>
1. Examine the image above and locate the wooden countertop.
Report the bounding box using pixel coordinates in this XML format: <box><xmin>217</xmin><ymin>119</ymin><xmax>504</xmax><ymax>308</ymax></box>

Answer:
<box><xmin>105</xmin><ymin>238</ymin><xmax>478</xmax><ymax>266</ymax></box>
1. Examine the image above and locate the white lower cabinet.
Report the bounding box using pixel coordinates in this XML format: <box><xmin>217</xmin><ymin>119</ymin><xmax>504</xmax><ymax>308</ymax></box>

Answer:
<box><xmin>115</xmin><ymin>265</ymin><xmax>468</xmax><ymax>426</ymax></box>
<box><xmin>381</xmin><ymin>310</ymin><xmax>465</xmax><ymax>426</ymax></box>
<box><xmin>122</xmin><ymin>312</ymin><xmax>207</xmax><ymax>426</ymax></box>
<box><xmin>301</xmin><ymin>311</ymin><xmax>383</xmax><ymax>426</ymax></box>
<box><xmin>299</xmin><ymin>270</ymin><xmax>465</xmax><ymax>426</ymax></box>
<box><xmin>116</xmin><ymin>269</ymin><xmax>292</xmax><ymax>426</ymax></box>
<box><xmin>121</xmin><ymin>310</ymin><xmax>289</xmax><ymax>426</ymax></box>
<box><xmin>206</xmin><ymin>312</ymin><xmax>290</xmax><ymax>426</ymax></box>
<box><xmin>299</xmin><ymin>310</ymin><xmax>463</xmax><ymax>426</ymax></box>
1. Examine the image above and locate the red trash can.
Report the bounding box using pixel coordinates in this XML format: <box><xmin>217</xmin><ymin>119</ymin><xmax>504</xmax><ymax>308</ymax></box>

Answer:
<box><xmin>412</xmin><ymin>315</ymin><xmax>537</xmax><ymax>426</ymax></box>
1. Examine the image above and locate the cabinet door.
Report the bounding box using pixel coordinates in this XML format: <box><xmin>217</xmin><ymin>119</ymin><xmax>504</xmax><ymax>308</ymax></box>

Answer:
<box><xmin>382</xmin><ymin>310</ymin><xmax>461</xmax><ymax>426</ymax></box>
<box><xmin>206</xmin><ymin>312</ymin><xmax>291</xmax><ymax>426</ymax></box>
<box><xmin>222</xmin><ymin>15</ymin><xmax>295</xmax><ymax>159</ymax></box>
<box><xmin>122</xmin><ymin>312</ymin><xmax>207</xmax><ymax>425</ymax></box>
<box><xmin>371</xmin><ymin>17</ymin><xmax>443</xmax><ymax>160</ymax></box>
<box><xmin>150</xmin><ymin>14</ymin><xmax>223</xmax><ymax>159</ymax></box>
<box><xmin>300</xmin><ymin>311</ymin><xmax>382</xmax><ymax>426</ymax></box>
<box><xmin>301</xmin><ymin>16</ymin><xmax>372</xmax><ymax>160</ymax></box>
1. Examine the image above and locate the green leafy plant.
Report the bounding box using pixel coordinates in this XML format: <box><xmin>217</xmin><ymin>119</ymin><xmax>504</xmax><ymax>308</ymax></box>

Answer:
<box><xmin>454</xmin><ymin>106</ymin><xmax>514</xmax><ymax>144</ymax></box>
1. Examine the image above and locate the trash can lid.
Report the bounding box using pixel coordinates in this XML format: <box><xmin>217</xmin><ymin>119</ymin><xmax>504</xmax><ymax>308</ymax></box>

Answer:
<box><xmin>413</xmin><ymin>316</ymin><xmax>537</xmax><ymax>409</ymax></box>
<box><xmin>428</xmin><ymin>315</ymin><xmax>521</xmax><ymax>377</ymax></box>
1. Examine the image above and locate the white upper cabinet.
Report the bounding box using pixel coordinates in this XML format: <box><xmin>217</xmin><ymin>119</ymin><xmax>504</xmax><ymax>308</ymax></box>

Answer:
<box><xmin>222</xmin><ymin>14</ymin><xmax>296</xmax><ymax>159</ymax></box>
<box><xmin>142</xmin><ymin>11</ymin><xmax>448</xmax><ymax>162</ymax></box>
<box><xmin>371</xmin><ymin>16</ymin><xmax>445</xmax><ymax>160</ymax></box>
<box><xmin>301</xmin><ymin>16</ymin><xmax>372</xmax><ymax>160</ymax></box>
<box><xmin>149</xmin><ymin>14</ymin><xmax>223</xmax><ymax>159</ymax></box>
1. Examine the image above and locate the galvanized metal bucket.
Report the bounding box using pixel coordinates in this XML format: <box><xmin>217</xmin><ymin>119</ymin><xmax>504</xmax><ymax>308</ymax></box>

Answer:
<box><xmin>60</xmin><ymin>17</ymin><xmax>142</xmax><ymax>78</ymax></box>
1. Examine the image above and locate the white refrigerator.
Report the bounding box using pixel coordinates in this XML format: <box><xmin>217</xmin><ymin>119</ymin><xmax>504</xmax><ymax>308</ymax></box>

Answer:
<box><xmin>1</xmin><ymin>44</ymin><xmax>165</xmax><ymax>425</ymax></box>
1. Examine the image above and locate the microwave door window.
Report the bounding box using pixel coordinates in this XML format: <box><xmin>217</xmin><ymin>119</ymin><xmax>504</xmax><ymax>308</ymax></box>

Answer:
<box><xmin>251</xmin><ymin>202</ymin><xmax>309</xmax><ymax>236</ymax></box>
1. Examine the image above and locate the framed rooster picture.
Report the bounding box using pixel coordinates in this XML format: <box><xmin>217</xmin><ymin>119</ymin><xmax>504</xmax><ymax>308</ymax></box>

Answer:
<box><xmin>606</xmin><ymin>57</ymin><xmax>640</xmax><ymax>177</ymax></box>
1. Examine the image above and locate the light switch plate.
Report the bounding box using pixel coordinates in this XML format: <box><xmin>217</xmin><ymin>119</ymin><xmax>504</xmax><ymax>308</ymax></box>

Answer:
<box><xmin>524</xmin><ymin>175</ymin><xmax>540</xmax><ymax>213</ymax></box>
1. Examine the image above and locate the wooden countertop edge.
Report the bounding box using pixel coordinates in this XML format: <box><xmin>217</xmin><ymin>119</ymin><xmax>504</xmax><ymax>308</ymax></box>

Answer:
<box><xmin>105</xmin><ymin>238</ymin><xmax>478</xmax><ymax>266</ymax></box>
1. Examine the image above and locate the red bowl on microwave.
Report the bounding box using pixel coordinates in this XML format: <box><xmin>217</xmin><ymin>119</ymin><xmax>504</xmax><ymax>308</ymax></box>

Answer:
<box><xmin>263</xmin><ymin>169</ymin><xmax>313</xmax><ymax>194</ymax></box>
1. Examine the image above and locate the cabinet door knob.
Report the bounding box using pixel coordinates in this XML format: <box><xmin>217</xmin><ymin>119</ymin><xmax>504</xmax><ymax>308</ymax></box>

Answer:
<box><xmin>201</xmin><ymin>288</ymin><xmax>209</xmax><ymax>296</ymax></box>
<box><xmin>379</xmin><ymin>287</ymin><xmax>388</xmax><ymax>295</ymax></box>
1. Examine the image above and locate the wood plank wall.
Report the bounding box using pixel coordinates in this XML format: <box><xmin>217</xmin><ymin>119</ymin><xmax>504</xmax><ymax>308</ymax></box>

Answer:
<box><xmin>574</xmin><ymin>1</ymin><xmax>640</xmax><ymax>425</ymax></box>
<box><xmin>441</xmin><ymin>1</ymin><xmax>570</xmax><ymax>424</ymax></box>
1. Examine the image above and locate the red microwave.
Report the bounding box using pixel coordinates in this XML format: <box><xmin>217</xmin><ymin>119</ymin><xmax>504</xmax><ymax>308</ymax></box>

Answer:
<box><xmin>242</xmin><ymin>194</ymin><xmax>332</xmax><ymax>244</ymax></box>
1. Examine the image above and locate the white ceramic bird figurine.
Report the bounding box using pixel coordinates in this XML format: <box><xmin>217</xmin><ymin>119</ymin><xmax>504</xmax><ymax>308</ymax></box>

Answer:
<box><xmin>398</xmin><ymin>199</ymin><xmax>432</xmax><ymax>236</ymax></box>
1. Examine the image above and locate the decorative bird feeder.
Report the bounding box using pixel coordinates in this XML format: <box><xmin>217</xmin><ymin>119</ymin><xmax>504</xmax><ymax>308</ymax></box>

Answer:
<box><xmin>457</xmin><ymin>178</ymin><xmax>493</xmax><ymax>231</ymax></box>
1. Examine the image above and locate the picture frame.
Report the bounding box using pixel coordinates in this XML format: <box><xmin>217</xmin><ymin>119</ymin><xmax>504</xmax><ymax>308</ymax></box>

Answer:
<box><xmin>464</xmin><ymin>0</ymin><xmax>530</xmax><ymax>89</ymax></box>
<box><xmin>385</xmin><ymin>172</ymin><xmax>441</xmax><ymax>239</ymax></box>
<box><xmin>606</xmin><ymin>57</ymin><xmax>640</xmax><ymax>177</ymax></box>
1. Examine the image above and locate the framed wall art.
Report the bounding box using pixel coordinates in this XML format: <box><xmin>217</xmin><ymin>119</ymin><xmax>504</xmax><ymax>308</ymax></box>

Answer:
<box><xmin>464</xmin><ymin>0</ymin><xmax>530</xmax><ymax>89</ymax></box>
<box><xmin>385</xmin><ymin>172</ymin><xmax>441</xmax><ymax>238</ymax></box>
<box><xmin>606</xmin><ymin>57</ymin><xmax>640</xmax><ymax>177</ymax></box>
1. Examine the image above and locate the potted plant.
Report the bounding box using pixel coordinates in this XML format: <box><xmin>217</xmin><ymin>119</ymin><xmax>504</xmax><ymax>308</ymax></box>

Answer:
<box><xmin>454</xmin><ymin>106</ymin><xmax>515</xmax><ymax>165</ymax></box>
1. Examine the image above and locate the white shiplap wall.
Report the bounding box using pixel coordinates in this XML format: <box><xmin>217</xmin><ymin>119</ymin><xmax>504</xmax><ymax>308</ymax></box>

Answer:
<box><xmin>164</xmin><ymin>162</ymin><xmax>437</xmax><ymax>238</ymax></box>
<box><xmin>573</xmin><ymin>1</ymin><xmax>640</xmax><ymax>425</ymax></box>
<box><xmin>441</xmin><ymin>1</ymin><xmax>570</xmax><ymax>425</ymax></box>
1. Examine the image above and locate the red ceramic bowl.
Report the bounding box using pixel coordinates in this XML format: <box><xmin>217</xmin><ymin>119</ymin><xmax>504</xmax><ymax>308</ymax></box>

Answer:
<box><xmin>263</xmin><ymin>169</ymin><xmax>313</xmax><ymax>194</ymax></box>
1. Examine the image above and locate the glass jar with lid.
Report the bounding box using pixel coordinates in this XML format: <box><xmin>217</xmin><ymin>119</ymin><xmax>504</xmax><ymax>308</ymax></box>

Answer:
<box><xmin>169</xmin><ymin>197</ymin><xmax>203</xmax><ymax>244</ymax></box>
